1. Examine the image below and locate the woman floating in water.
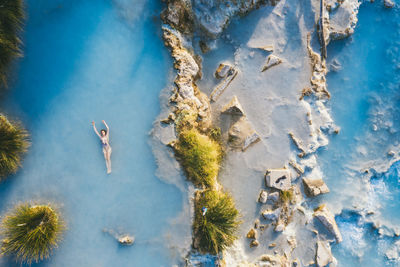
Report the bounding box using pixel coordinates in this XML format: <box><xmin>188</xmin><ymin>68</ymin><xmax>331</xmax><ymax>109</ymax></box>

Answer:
<box><xmin>92</xmin><ymin>120</ymin><xmax>112</xmax><ymax>174</ymax></box>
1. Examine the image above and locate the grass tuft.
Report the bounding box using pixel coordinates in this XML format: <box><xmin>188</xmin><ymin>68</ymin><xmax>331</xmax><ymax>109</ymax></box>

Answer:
<box><xmin>1</xmin><ymin>203</ymin><xmax>64</xmax><ymax>264</ymax></box>
<box><xmin>193</xmin><ymin>190</ymin><xmax>240</xmax><ymax>255</ymax></box>
<box><xmin>280</xmin><ymin>190</ymin><xmax>294</xmax><ymax>204</ymax></box>
<box><xmin>0</xmin><ymin>0</ymin><xmax>24</xmax><ymax>89</ymax></box>
<box><xmin>0</xmin><ymin>115</ymin><xmax>29</xmax><ymax>180</ymax></box>
<box><xmin>175</xmin><ymin>128</ymin><xmax>221</xmax><ymax>187</ymax></box>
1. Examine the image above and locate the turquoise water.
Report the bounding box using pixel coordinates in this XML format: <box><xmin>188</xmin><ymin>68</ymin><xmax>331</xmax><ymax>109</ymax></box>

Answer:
<box><xmin>319</xmin><ymin>0</ymin><xmax>400</xmax><ymax>265</ymax></box>
<box><xmin>0</xmin><ymin>0</ymin><xmax>184</xmax><ymax>266</ymax></box>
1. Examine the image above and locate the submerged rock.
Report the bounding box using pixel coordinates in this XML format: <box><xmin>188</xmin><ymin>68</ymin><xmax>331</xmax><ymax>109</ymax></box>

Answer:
<box><xmin>259</xmin><ymin>254</ymin><xmax>289</xmax><ymax>266</ymax></box>
<box><xmin>316</xmin><ymin>241</ymin><xmax>333</xmax><ymax>267</ymax></box>
<box><xmin>303</xmin><ymin>178</ymin><xmax>330</xmax><ymax>197</ymax></box>
<box><xmin>261</xmin><ymin>54</ymin><xmax>282</xmax><ymax>72</ymax></box>
<box><xmin>274</xmin><ymin>222</ymin><xmax>285</xmax><ymax>232</ymax></box>
<box><xmin>221</xmin><ymin>95</ymin><xmax>245</xmax><ymax>116</ymax></box>
<box><xmin>265</xmin><ymin>168</ymin><xmax>291</xmax><ymax>191</ymax></box>
<box><xmin>313</xmin><ymin>205</ymin><xmax>342</xmax><ymax>243</ymax></box>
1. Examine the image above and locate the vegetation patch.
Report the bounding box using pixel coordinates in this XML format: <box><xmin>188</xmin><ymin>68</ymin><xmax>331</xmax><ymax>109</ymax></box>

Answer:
<box><xmin>0</xmin><ymin>115</ymin><xmax>29</xmax><ymax>180</ymax></box>
<box><xmin>175</xmin><ymin>128</ymin><xmax>221</xmax><ymax>187</ymax></box>
<box><xmin>0</xmin><ymin>0</ymin><xmax>24</xmax><ymax>89</ymax></box>
<box><xmin>193</xmin><ymin>190</ymin><xmax>240</xmax><ymax>254</ymax></box>
<box><xmin>1</xmin><ymin>203</ymin><xmax>64</xmax><ymax>264</ymax></box>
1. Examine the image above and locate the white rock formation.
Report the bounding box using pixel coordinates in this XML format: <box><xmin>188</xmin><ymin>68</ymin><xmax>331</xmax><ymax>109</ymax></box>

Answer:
<box><xmin>303</xmin><ymin>177</ymin><xmax>330</xmax><ymax>197</ymax></box>
<box><xmin>261</xmin><ymin>54</ymin><xmax>283</xmax><ymax>72</ymax></box>
<box><xmin>258</xmin><ymin>190</ymin><xmax>268</xmax><ymax>203</ymax></box>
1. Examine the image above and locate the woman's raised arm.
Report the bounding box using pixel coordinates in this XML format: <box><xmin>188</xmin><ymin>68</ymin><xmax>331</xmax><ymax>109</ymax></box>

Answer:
<box><xmin>92</xmin><ymin>121</ymin><xmax>101</xmax><ymax>138</ymax></box>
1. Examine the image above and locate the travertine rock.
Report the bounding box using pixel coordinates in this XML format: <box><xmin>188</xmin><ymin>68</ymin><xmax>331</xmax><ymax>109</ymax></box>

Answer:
<box><xmin>258</xmin><ymin>190</ymin><xmax>268</xmax><ymax>203</ymax></box>
<box><xmin>221</xmin><ymin>95</ymin><xmax>245</xmax><ymax>116</ymax></box>
<box><xmin>228</xmin><ymin>117</ymin><xmax>261</xmax><ymax>151</ymax></box>
<box><xmin>261</xmin><ymin>54</ymin><xmax>282</xmax><ymax>72</ymax></box>
<box><xmin>246</xmin><ymin>228</ymin><xmax>257</xmax><ymax>239</ymax></box>
<box><xmin>303</xmin><ymin>178</ymin><xmax>330</xmax><ymax>197</ymax></box>
<box><xmin>215</xmin><ymin>63</ymin><xmax>232</xmax><ymax>79</ymax></box>
<box><xmin>265</xmin><ymin>168</ymin><xmax>291</xmax><ymax>191</ymax></box>
<box><xmin>316</xmin><ymin>241</ymin><xmax>333</xmax><ymax>267</ymax></box>
<box><xmin>314</xmin><ymin>205</ymin><xmax>342</xmax><ymax>243</ymax></box>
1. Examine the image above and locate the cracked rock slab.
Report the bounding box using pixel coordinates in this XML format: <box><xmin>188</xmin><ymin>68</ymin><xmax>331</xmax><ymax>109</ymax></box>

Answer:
<box><xmin>265</xmin><ymin>168</ymin><xmax>291</xmax><ymax>191</ymax></box>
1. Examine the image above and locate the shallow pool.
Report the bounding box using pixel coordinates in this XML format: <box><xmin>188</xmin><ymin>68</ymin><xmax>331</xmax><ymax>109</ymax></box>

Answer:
<box><xmin>0</xmin><ymin>0</ymin><xmax>185</xmax><ymax>266</ymax></box>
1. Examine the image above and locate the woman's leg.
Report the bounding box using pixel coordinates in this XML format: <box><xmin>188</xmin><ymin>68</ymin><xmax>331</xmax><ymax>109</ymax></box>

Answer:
<box><xmin>106</xmin><ymin>147</ymin><xmax>112</xmax><ymax>173</ymax></box>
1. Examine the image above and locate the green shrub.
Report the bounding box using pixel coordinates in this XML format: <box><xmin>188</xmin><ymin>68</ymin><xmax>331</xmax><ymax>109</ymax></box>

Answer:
<box><xmin>193</xmin><ymin>190</ymin><xmax>240</xmax><ymax>254</ymax></box>
<box><xmin>1</xmin><ymin>203</ymin><xmax>64</xmax><ymax>264</ymax></box>
<box><xmin>0</xmin><ymin>0</ymin><xmax>24</xmax><ymax>88</ymax></box>
<box><xmin>0</xmin><ymin>115</ymin><xmax>29</xmax><ymax>180</ymax></box>
<box><xmin>175</xmin><ymin>128</ymin><xmax>221</xmax><ymax>187</ymax></box>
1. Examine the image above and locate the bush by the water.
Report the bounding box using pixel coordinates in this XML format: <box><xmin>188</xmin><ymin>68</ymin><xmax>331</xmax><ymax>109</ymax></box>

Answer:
<box><xmin>193</xmin><ymin>190</ymin><xmax>240</xmax><ymax>254</ymax></box>
<box><xmin>1</xmin><ymin>203</ymin><xmax>64</xmax><ymax>264</ymax></box>
<box><xmin>175</xmin><ymin>128</ymin><xmax>221</xmax><ymax>187</ymax></box>
<box><xmin>0</xmin><ymin>0</ymin><xmax>24</xmax><ymax>88</ymax></box>
<box><xmin>0</xmin><ymin>115</ymin><xmax>29</xmax><ymax>180</ymax></box>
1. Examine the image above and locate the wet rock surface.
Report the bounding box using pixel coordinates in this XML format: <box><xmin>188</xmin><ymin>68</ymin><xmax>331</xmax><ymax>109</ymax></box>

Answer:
<box><xmin>303</xmin><ymin>177</ymin><xmax>330</xmax><ymax>197</ymax></box>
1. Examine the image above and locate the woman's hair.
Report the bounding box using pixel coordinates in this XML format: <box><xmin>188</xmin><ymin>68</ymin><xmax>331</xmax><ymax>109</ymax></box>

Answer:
<box><xmin>100</xmin><ymin>129</ymin><xmax>107</xmax><ymax>135</ymax></box>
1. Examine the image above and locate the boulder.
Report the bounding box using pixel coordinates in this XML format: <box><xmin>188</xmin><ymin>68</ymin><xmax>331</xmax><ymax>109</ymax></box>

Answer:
<box><xmin>303</xmin><ymin>178</ymin><xmax>330</xmax><ymax>197</ymax></box>
<box><xmin>221</xmin><ymin>95</ymin><xmax>245</xmax><ymax>116</ymax></box>
<box><xmin>316</xmin><ymin>241</ymin><xmax>333</xmax><ymax>267</ymax></box>
<box><xmin>265</xmin><ymin>168</ymin><xmax>291</xmax><ymax>191</ymax></box>
<box><xmin>258</xmin><ymin>190</ymin><xmax>268</xmax><ymax>203</ymax></box>
<box><xmin>314</xmin><ymin>205</ymin><xmax>342</xmax><ymax>243</ymax></box>
<box><xmin>118</xmin><ymin>235</ymin><xmax>135</xmax><ymax>245</ymax></box>
<box><xmin>246</xmin><ymin>228</ymin><xmax>257</xmax><ymax>239</ymax></box>
<box><xmin>215</xmin><ymin>63</ymin><xmax>232</xmax><ymax>79</ymax></box>
<box><xmin>259</xmin><ymin>254</ymin><xmax>289</xmax><ymax>266</ymax></box>
<box><xmin>261</xmin><ymin>55</ymin><xmax>282</xmax><ymax>72</ymax></box>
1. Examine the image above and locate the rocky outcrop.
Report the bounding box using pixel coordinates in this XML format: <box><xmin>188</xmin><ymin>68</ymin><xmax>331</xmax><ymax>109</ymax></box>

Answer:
<box><xmin>261</xmin><ymin>54</ymin><xmax>282</xmax><ymax>72</ymax></box>
<box><xmin>162</xmin><ymin>26</ymin><xmax>212</xmax><ymax>130</ymax></box>
<box><xmin>316</xmin><ymin>241</ymin><xmax>334</xmax><ymax>267</ymax></box>
<box><xmin>313</xmin><ymin>205</ymin><xmax>343</xmax><ymax>243</ymax></box>
<box><xmin>246</xmin><ymin>228</ymin><xmax>257</xmax><ymax>239</ymax></box>
<box><xmin>318</xmin><ymin>0</ymin><xmax>361</xmax><ymax>57</ymax></box>
<box><xmin>192</xmin><ymin>0</ymin><xmax>279</xmax><ymax>38</ymax></box>
<box><xmin>161</xmin><ymin>0</ymin><xmax>194</xmax><ymax>35</ymax></box>
<box><xmin>265</xmin><ymin>168</ymin><xmax>291</xmax><ymax>191</ymax></box>
<box><xmin>221</xmin><ymin>95</ymin><xmax>245</xmax><ymax>116</ymax></box>
<box><xmin>258</xmin><ymin>254</ymin><xmax>290</xmax><ymax>266</ymax></box>
<box><xmin>303</xmin><ymin>177</ymin><xmax>330</xmax><ymax>197</ymax></box>
<box><xmin>262</xmin><ymin>208</ymin><xmax>280</xmax><ymax>221</ymax></box>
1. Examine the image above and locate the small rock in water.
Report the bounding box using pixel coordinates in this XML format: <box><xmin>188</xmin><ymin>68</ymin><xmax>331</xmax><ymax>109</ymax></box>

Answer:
<box><xmin>388</xmin><ymin>150</ymin><xmax>396</xmax><ymax>157</ymax></box>
<box><xmin>215</xmin><ymin>63</ymin><xmax>233</xmax><ymax>79</ymax></box>
<box><xmin>118</xmin><ymin>235</ymin><xmax>135</xmax><ymax>245</ymax></box>
<box><xmin>246</xmin><ymin>228</ymin><xmax>257</xmax><ymax>239</ymax></box>
<box><xmin>258</xmin><ymin>190</ymin><xmax>268</xmax><ymax>203</ymax></box>
<box><xmin>303</xmin><ymin>178</ymin><xmax>330</xmax><ymax>197</ymax></box>
<box><xmin>261</xmin><ymin>54</ymin><xmax>282</xmax><ymax>72</ymax></box>
<box><xmin>268</xmin><ymin>192</ymin><xmax>280</xmax><ymax>203</ymax></box>
<box><xmin>384</xmin><ymin>0</ymin><xmax>395</xmax><ymax>8</ymax></box>
<box><xmin>313</xmin><ymin>205</ymin><xmax>342</xmax><ymax>243</ymax></box>
<box><xmin>250</xmin><ymin>239</ymin><xmax>259</xmax><ymax>248</ymax></box>
<box><xmin>262</xmin><ymin>209</ymin><xmax>280</xmax><ymax>221</ymax></box>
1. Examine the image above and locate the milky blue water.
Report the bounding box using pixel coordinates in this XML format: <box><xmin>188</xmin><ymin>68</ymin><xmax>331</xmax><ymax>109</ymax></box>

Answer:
<box><xmin>318</xmin><ymin>0</ymin><xmax>400</xmax><ymax>265</ymax></box>
<box><xmin>0</xmin><ymin>0</ymin><xmax>185</xmax><ymax>266</ymax></box>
